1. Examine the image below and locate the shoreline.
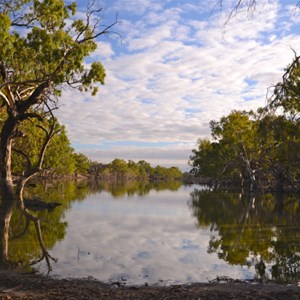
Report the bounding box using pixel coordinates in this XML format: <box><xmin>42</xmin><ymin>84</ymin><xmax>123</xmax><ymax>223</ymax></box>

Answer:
<box><xmin>0</xmin><ymin>270</ymin><xmax>299</xmax><ymax>300</ymax></box>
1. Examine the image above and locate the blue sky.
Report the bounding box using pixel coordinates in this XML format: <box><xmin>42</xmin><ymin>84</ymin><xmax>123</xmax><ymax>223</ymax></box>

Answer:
<box><xmin>56</xmin><ymin>0</ymin><xmax>300</xmax><ymax>170</ymax></box>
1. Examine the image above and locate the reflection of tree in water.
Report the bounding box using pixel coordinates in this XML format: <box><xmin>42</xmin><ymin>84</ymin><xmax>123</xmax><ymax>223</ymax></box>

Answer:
<box><xmin>0</xmin><ymin>187</ymin><xmax>15</xmax><ymax>267</ymax></box>
<box><xmin>94</xmin><ymin>179</ymin><xmax>182</xmax><ymax>198</ymax></box>
<box><xmin>1</xmin><ymin>179</ymin><xmax>182</xmax><ymax>271</ymax></box>
<box><xmin>0</xmin><ymin>180</ymin><xmax>91</xmax><ymax>271</ymax></box>
<box><xmin>0</xmin><ymin>184</ymin><xmax>56</xmax><ymax>271</ymax></box>
<box><xmin>189</xmin><ymin>189</ymin><xmax>300</xmax><ymax>282</ymax></box>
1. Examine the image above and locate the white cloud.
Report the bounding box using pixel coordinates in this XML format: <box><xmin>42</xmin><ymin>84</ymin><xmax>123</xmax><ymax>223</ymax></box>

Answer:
<box><xmin>90</xmin><ymin>41</ymin><xmax>115</xmax><ymax>59</ymax></box>
<box><xmin>56</xmin><ymin>0</ymin><xmax>300</xmax><ymax>169</ymax></box>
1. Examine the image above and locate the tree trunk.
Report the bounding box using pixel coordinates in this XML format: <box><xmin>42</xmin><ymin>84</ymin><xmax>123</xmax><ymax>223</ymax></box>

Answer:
<box><xmin>245</xmin><ymin>160</ymin><xmax>256</xmax><ymax>191</ymax></box>
<box><xmin>0</xmin><ymin>115</ymin><xmax>18</xmax><ymax>184</ymax></box>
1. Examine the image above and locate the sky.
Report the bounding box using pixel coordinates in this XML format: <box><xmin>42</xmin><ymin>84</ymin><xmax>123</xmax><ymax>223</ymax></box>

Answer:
<box><xmin>56</xmin><ymin>0</ymin><xmax>300</xmax><ymax>171</ymax></box>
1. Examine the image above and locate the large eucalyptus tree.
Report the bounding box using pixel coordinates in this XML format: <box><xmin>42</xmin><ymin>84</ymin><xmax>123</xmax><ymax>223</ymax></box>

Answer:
<box><xmin>0</xmin><ymin>0</ymin><xmax>116</xmax><ymax>188</ymax></box>
<box><xmin>0</xmin><ymin>0</ymin><xmax>116</xmax><ymax>266</ymax></box>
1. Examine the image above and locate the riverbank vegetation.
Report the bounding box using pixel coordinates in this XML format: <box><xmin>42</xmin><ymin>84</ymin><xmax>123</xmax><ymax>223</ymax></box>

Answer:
<box><xmin>90</xmin><ymin>159</ymin><xmax>182</xmax><ymax>181</ymax></box>
<box><xmin>189</xmin><ymin>54</ymin><xmax>300</xmax><ymax>192</ymax></box>
<box><xmin>7</xmin><ymin>114</ymin><xmax>183</xmax><ymax>181</ymax></box>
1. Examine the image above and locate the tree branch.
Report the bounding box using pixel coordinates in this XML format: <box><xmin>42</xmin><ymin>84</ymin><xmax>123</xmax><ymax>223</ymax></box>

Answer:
<box><xmin>16</xmin><ymin>81</ymin><xmax>50</xmax><ymax>114</ymax></box>
<box><xmin>268</xmin><ymin>49</ymin><xmax>300</xmax><ymax>110</ymax></box>
<box><xmin>77</xmin><ymin>14</ymin><xmax>119</xmax><ymax>44</ymax></box>
<box><xmin>18</xmin><ymin>112</ymin><xmax>44</xmax><ymax>122</ymax></box>
<box><xmin>11</xmin><ymin>19</ymin><xmax>36</xmax><ymax>28</ymax></box>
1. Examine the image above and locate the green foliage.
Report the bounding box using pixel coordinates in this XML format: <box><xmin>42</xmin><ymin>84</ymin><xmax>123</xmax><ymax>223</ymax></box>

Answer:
<box><xmin>152</xmin><ymin>165</ymin><xmax>182</xmax><ymax>179</ymax></box>
<box><xmin>11</xmin><ymin>118</ymin><xmax>77</xmax><ymax>175</ymax></box>
<box><xmin>257</xmin><ymin>114</ymin><xmax>300</xmax><ymax>185</ymax></box>
<box><xmin>43</xmin><ymin>126</ymin><xmax>76</xmax><ymax>174</ymax></box>
<box><xmin>190</xmin><ymin>109</ymin><xmax>300</xmax><ymax>191</ymax></box>
<box><xmin>271</xmin><ymin>57</ymin><xmax>300</xmax><ymax>119</ymax></box>
<box><xmin>73</xmin><ymin>152</ymin><xmax>91</xmax><ymax>174</ymax></box>
<box><xmin>190</xmin><ymin>138</ymin><xmax>223</xmax><ymax>178</ymax></box>
<box><xmin>91</xmin><ymin>159</ymin><xmax>182</xmax><ymax>180</ymax></box>
<box><xmin>0</xmin><ymin>0</ymin><xmax>108</xmax><ymax>95</ymax></box>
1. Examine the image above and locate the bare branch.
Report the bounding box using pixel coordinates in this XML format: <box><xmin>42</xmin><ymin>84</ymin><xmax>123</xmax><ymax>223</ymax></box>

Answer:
<box><xmin>16</xmin><ymin>81</ymin><xmax>50</xmax><ymax>114</ymax></box>
<box><xmin>11</xmin><ymin>19</ymin><xmax>37</xmax><ymax>28</ymax></box>
<box><xmin>77</xmin><ymin>14</ymin><xmax>119</xmax><ymax>44</ymax></box>
<box><xmin>223</xmin><ymin>0</ymin><xmax>257</xmax><ymax>25</ymax></box>
<box><xmin>35</xmin><ymin>103</ymin><xmax>60</xmax><ymax>172</ymax></box>
<box><xmin>281</xmin><ymin>48</ymin><xmax>299</xmax><ymax>82</ymax></box>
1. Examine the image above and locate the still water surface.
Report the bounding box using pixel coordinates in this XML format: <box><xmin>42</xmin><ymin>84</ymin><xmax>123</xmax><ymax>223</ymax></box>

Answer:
<box><xmin>5</xmin><ymin>181</ymin><xmax>300</xmax><ymax>285</ymax></box>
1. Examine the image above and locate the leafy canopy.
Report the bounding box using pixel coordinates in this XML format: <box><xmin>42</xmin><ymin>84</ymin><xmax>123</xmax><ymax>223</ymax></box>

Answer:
<box><xmin>0</xmin><ymin>0</ymin><xmax>115</xmax><ymax>110</ymax></box>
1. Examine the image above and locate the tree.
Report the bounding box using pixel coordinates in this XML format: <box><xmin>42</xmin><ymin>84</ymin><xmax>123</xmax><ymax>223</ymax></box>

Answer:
<box><xmin>189</xmin><ymin>138</ymin><xmax>224</xmax><ymax>180</ymax></box>
<box><xmin>0</xmin><ymin>0</ymin><xmax>117</xmax><ymax>184</ymax></box>
<box><xmin>0</xmin><ymin>0</ymin><xmax>117</xmax><ymax>266</ymax></box>
<box><xmin>43</xmin><ymin>125</ymin><xmax>76</xmax><ymax>175</ymax></box>
<box><xmin>137</xmin><ymin>160</ymin><xmax>153</xmax><ymax>177</ymax></box>
<box><xmin>151</xmin><ymin>165</ymin><xmax>183</xmax><ymax>180</ymax></box>
<box><xmin>11</xmin><ymin>120</ymin><xmax>77</xmax><ymax>176</ymax></box>
<box><xmin>188</xmin><ymin>2</ymin><xmax>300</xmax><ymax>191</ymax></box>
<box><xmin>73</xmin><ymin>153</ymin><xmax>90</xmax><ymax>175</ymax></box>
<box><xmin>168</xmin><ymin>166</ymin><xmax>182</xmax><ymax>179</ymax></box>
<box><xmin>109</xmin><ymin>158</ymin><xmax>128</xmax><ymax>178</ymax></box>
<box><xmin>93</xmin><ymin>159</ymin><xmax>182</xmax><ymax>180</ymax></box>
<box><xmin>210</xmin><ymin>110</ymin><xmax>260</xmax><ymax>190</ymax></box>
<box><xmin>190</xmin><ymin>108</ymin><xmax>300</xmax><ymax>191</ymax></box>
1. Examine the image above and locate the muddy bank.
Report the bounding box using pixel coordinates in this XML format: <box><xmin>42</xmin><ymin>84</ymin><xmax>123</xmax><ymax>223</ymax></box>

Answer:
<box><xmin>0</xmin><ymin>271</ymin><xmax>299</xmax><ymax>300</ymax></box>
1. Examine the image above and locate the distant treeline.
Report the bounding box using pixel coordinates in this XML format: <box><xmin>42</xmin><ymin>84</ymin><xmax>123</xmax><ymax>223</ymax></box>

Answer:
<box><xmin>6</xmin><ymin>115</ymin><xmax>182</xmax><ymax>180</ymax></box>
<box><xmin>89</xmin><ymin>159</ymin><xmax>182</xmax><ymax>180</ymax></box>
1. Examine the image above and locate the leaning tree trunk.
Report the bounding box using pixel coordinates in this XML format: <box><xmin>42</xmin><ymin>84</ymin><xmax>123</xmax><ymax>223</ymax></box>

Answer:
<box><xmin>0</xmin><ymin>114</ymin><xmax>18</xmax><ymax>185</ymax></box>
<box><xmin>239</xmin><ymin>144</ymin><xmax>258</xmax><ymax>192</ymax></box>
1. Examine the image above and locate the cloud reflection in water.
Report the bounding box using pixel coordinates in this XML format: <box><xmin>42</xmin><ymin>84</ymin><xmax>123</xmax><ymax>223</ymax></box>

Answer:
<box><xmin>37</xmin><ymin>186</ymin><xmax>254</xmax><ymax>285</ymax></box>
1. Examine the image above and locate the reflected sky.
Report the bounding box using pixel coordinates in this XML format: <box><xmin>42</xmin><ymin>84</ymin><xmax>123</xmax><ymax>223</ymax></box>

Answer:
<box><xmin>36</xmin><ymin>185</ymin><xmax>255</xmax><ymax>285</ymax></box>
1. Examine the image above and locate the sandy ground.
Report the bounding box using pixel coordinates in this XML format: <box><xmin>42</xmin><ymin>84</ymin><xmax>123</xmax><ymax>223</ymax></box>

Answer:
<box><xmin>0</xmin><ymin>271</ymin><xmax>300</xmax><ymax>299</ymax></box>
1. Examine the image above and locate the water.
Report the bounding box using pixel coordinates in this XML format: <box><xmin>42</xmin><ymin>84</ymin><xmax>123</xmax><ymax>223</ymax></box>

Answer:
<box><xmin>2</xmin><ymin>181</ymin><xmax>300</xmax><ymax>285</ymax></box>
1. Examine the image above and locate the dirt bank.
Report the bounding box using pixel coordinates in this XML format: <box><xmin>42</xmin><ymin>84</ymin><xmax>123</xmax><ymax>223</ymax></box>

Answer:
<box><xmin>0</xmin><ymin>271</ymin><xmax>299</xmax><ymax>300</ymax></box>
